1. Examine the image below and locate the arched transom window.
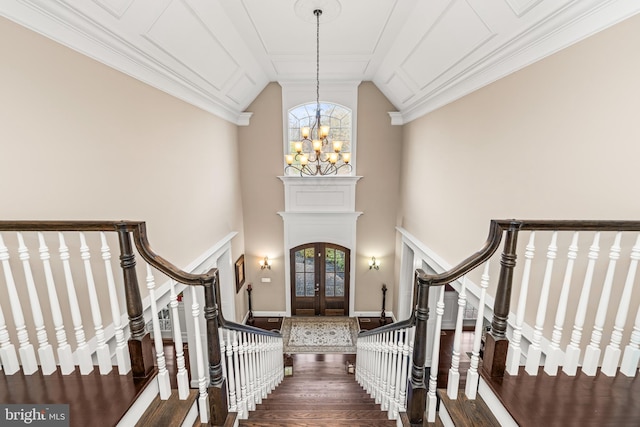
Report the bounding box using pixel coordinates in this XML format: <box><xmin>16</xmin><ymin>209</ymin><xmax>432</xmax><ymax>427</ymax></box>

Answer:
<box><xmin>286</xmin><ymin>102</ymin><xmax>353</xmax><ymax>175</ymax></box>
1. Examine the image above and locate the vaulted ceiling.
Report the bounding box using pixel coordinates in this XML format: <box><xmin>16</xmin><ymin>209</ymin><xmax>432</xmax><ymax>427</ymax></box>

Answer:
<box><xmin>2</xmin><ymin>0</ymin><xmax>639</xmax><ymax>125</ymax></box>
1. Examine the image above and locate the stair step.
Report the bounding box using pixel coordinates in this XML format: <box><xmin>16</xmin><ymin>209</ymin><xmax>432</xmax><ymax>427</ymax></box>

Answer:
<box><xmin>136</xmin><ymin>389</ymin><xmax>198</xmax><ymax>427</ymax></box>
<box><xmin>193</xmin><ymin>411</ymin><xmax>237</xmax><ymax>427</ymax></box>
<box><xmin>246</xmin><ymin>409</ymin><xmax>391</xmax><ymax>421</ymax></box>
<box><xmin>240</xmin><ymin>421</ymin><xmax>395</xmax><ymax>427</ymax></box>
<box><xmin>437</xmin><ymin>389</ymin><xmax>501</xmax><ymax>427</ymax></box>
<box><xmin>254</xmin><ymin>402</ymin><xmax>382</xmax><ymax>411</ymax></box>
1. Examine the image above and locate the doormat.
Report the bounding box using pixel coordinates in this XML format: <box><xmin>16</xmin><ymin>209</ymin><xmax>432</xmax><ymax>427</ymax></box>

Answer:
<box><xmin>281</xmin><ymin>317</ymin><xmax>359</xmax><ymax>354</ymax></box>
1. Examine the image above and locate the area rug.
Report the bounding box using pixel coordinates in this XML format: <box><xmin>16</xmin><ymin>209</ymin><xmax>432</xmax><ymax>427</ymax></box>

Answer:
<box><xmin>281</xmin><ymin>317</ymin><xmax>359</xmax><ymax>354</ymax></box>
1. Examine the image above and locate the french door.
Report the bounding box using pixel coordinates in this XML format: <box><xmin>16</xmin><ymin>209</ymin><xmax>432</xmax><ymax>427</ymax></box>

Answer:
<box><xmin>290</xmin><ymin>243</ymin><xmax>350</xmax><ymax>316</ymax></box>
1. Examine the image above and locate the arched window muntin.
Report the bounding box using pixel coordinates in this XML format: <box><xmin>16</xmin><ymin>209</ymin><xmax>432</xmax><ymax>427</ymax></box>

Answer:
<box><xmin>286</xmin><ymin>101</ymin><xmax>353</xmax><ymax>174</ymax></box>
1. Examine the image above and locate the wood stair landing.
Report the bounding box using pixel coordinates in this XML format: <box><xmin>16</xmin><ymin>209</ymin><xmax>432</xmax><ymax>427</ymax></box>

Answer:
<box><xmin>482</xmin><ymin>366</ymin><xmax>640</xmax><ymax>427</ymax></box>
<box><xmin>0</xmin><ymin>367</ymin><xmax>153</xmax><ymax>427</ymax></box>
<box><xmin>437</xmin><ymin>390</ymin><xmax>500</xmax><ymax>427</ymax></box>
<box><xmin>136</xmin><ymin>389</ymin><xmax>198</xmax><ymax>427</ymax></box>
<box><xmin>239</xmin><ymin>353</ymin><xmax>396</xmax><ymax>427</ymax></box>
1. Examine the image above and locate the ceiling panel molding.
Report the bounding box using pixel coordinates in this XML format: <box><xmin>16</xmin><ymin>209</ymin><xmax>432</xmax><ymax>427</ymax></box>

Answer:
<box><xmin>91</xmin><ymin>0</ymin><xmax>134</xmax><ymax>19</ymax></box>
<box><xmin>400</xmin><ymin>0</ymin><xmax>496</xmax><ymax>91</ymax></box>
<box><xmin>142</xmin><ymin>0</ymin><xmax>239</xmax><ymax>93</ymax></box>
<box><xmin>505</xmin><ymin>0</ymin><xmax>543</xmax><ymax>17</ymax></box>
<box><xmin>3</xmin><ymin>0</ymin><xmax>640</xmax><ymax>127</ymax></box>
<box><xmin>396</xmin><ymin>0</ymin><xmax>640</xmax><ymax>123</ymax></box>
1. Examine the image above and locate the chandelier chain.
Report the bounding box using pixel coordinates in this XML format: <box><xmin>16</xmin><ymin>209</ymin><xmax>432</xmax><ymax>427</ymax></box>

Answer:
<box><xmin>315</xmin><ymin>9</ymin><xmax>321</xmax><ymax>120</ymax></box>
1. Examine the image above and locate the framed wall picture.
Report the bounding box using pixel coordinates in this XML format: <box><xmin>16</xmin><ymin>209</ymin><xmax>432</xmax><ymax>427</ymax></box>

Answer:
<box><xmin>235</xmin><ymin>254</ymin><xmax>245</xmax><ymax>293</ymax></box>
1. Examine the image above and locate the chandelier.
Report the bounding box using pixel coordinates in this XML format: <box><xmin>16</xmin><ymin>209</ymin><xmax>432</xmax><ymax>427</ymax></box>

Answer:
<box><xmin>285</xmin><ymin>9</ymin><xmax>352</xmax><ymax>176</ymax></box>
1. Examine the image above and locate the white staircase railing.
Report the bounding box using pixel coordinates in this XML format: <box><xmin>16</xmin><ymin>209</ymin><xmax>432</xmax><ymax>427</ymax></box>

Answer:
<box><xmin>356</xmin><ymin>319</ymin><xmax>414</xmax><ymax>421</ymax></box>
<box><xmin>404</xmin><ymin>220</ymin><xmax>640</xmax><ymax>426</ymax></box>
<box><xmin>0</xmin><ymin>221</ymin><xmax>238</xmax><ymax>425</ymax></box>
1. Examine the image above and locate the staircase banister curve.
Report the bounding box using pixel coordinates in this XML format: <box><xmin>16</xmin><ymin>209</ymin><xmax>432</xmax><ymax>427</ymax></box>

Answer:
<box><xmin>416</xmin><ymin>219</ymin><xmax>507</xmax><ymax>287</ymax></box>
<box><xmin>130</xmin><ymin>222</ymin><xmax>216</xmax><ymax>286</ymax></box>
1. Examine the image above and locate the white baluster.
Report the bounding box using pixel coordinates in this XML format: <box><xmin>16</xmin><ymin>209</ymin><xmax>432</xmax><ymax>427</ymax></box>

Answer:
<box><xmin>225</xmin><ymin>330</ymin><xmax>238</xmax><ymax>412</ymax></box>
<box><xmin>258</xmin><ymin>335</ymin><xmax>267</xmax><ymax>399</ymax></box>
<box><xmin>380</xmin><ymin>332</ymin><xmax>390</xmax><ymax>411</ymax></box>
<box><xmin>0</xmin><ymin>302</ymin><xmax>20</xmax><ymax>374</ymax></box>
<box><xmin>58</xmin><ymin>233</ymin><xmax>92</xmax><ymax>374</ymax></box>
<box><xmin>544</xmin><ymin>232</ymin><xmax>579</xmax><ymax>375</ymax></box>
<box><xmin>79</xmin><ymin>232</ymin><xmax>111</xmax><ymax>374</ymax></box>
<box><xmin>398</xmin><ymin>329</ymin><xmax>410</xmax><ymax>412</ymax></box>
<box><xmin>146</xmin><ymin>266</ymin><xmax>171</xmax><ymax>399</ymax></box>
<box><xmin>239</xmin><ymin>332</ymin><xmax>250</xmax><ymax>416</ymax></box>
<box><xmin>620</xmin><ymin>304</ymin><xmax>640</xmax><ymax>376</ymax></box>
<box><xmin>387</xmin><ymin>330</ymin><xmax>398</xmax><ymax>419</ymax></box>
<box><xmin>447</xmin><ymin>277</ymin><xmax>467</xmax><ymax>398</ymax></box>
<box><xmin>564</xmin><ymin>232</ymin><xmax>600</xmax><ymax>376</ymax></box>
<box><xmin>38</xmin><ymin>233</ymin><xmax>74</xmax><ymax>375</ymax></box>
<box><xmin>190</xmin><ymin>286</ymin><xmax>209</xmax><ymax>423</ymax></box>
<box><xmin>583</xmin><ymin>232</ymin><xmax>622</xmax><ymax>376</ymax></box>
<box><xmin>427</xmin><ymin>286</ymin><xmax>445</xmax><ymax>423</ymax></box>
<box><xmin>232</xmin><ymin>331</ymin><xmax>246</xmax><ymax>419</ymax></box>
<box><xmin>248</xmin><ymin>333</ymin><xmax>257</xmax><ymax>406</ymax></box>
<box><xmin>525</xmin><ymin>232</ymin><xmax>558</xmax><ymax>375</ymax></box>
<box><xmin>601</xmin><ymin>234</ymin><xmax>640</xmax><ymax>376</ymax></box>
<box><xmin>373</xmin><ymin>334</ymin><xmax>381</xmax><ymax>402</ymax></box>
<box><xmin>391</xmin><ymin>331</ymin><xmax>403</xmax><ymax>419</ymax></box>
<box><xmin>465</xmin><ymin>262</ymin><xmax>489</xmax><ymax>399</ymax></box>
<box><xmin>169</xmin><ymin>280</ymin><xmax>189</xmax><ymax>398</ymax></box>
<box><xmin>506</xmin><ymin>232</ymin><xmax>535</xmax><ymax>375</ymax></box>
<box><xmin>246</xmin><ymin>333</ymin><xmax>256</xmax><ymax>410</ymax></box>
<box><xmin>17</xmin><ymin>233</ymin><xmax>56</xmax><ymax>375</ymax></box>
<box><xmin>100</xmin><ymin>232</ymin><xmax>130</xmax><ymax>375</ymax></box>
<box><xmin>0</xmin><ymin>234</ymin><xmax>38</xmax><ymax>374</ymax></box>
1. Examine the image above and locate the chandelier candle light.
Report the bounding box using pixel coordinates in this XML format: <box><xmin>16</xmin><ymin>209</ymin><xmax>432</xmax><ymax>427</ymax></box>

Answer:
<box><xmin>285</xmin><ymin>9</ymin><xmax>352</xmax><ymax>176</ymax></box>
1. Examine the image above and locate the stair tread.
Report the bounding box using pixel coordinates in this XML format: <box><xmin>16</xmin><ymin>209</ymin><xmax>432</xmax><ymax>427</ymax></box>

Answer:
<box><xmin>246</xmin><ymin>409</ymin><xmax>391</xmax><ymax>420</ymax></box>
<box><xmin>437</xmin><ymin>389</ymin><xmax>501</xmax><ymax>427</ymax></box>
<box><xmin>136</xmin><ymin>389</ymin><xmax>198</xmax><ymax>427</ymax></box>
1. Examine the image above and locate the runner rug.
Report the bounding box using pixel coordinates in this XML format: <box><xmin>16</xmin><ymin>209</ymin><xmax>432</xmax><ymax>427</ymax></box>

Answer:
<box><xmin>281</xmin><ymin>317</ymin><xmax>360</xmax><ymax>354</ymax></box>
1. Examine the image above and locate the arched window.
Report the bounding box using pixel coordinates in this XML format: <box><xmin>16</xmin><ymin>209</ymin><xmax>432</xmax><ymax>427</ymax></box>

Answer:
<box><xmin>286</xmin><ymin>102</ymin><xmax>353</xmax><ymax>176</ymax></box>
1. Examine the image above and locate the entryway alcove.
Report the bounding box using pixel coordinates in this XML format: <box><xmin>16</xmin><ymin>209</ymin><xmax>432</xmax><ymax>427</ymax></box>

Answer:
<box><xmin>278</xmin><ymin>176</ymin><xmax>361</xmax><ymax>317</ymax></box>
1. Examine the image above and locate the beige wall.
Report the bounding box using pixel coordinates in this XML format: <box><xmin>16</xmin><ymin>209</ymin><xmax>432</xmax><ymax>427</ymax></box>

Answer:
<box><xmin>237</xmin><ymin>82</ymin><xmax>286</xmax><ymax>313</ymax></box>
<box><xmin>398</xmin><ymin>14</ymin><xmax>640</xmax><ymax>339</ymax></box>
<box><xmin>355</xmin><ymin>82</ymin><xmax>402</xmax><ymax>313</ymax></box>
<box><xmin>400</xmin><ymin>13</ymin><xmax>640</xmax><ymax>268</ymax></box>
<box><xmin>0</xmin><ymin>16</ymin><xmax>246</xmax><ymax>328</ymax></box>
<box><xmin>238</xmin><ymin>82</ymin><xmax>402</xmax><ymax>316</ymax></box>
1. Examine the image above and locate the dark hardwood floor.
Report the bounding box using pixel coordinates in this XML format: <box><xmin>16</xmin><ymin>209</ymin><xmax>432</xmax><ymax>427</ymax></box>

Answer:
<box><xmin>483</xmin><ymin>366</ymin><xmax>640</xmax><ymax>427</ymax></box>
<box><xmin>239</xmin><ymin>353</ymin><xmax>396</xmax><ymax>427</ymax></box>
<box><xmin>0</xmin><ymin>367</ymin><xmax>153</xmax><ymax>427</ymax></box>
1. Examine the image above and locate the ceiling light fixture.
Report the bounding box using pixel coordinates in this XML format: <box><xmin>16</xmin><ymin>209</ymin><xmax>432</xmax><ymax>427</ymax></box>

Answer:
<box><xmin>285</xmin><ymin>9</ymin><xmax>352</xmax><ymax>176</ymax></box>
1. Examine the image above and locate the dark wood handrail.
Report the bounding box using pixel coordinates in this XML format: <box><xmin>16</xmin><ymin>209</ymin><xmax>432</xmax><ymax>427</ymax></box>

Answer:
<box><xmin>0</xmin><ymin>220</ymin><xmax>215</xmax><ymax>286</ymax></box>
<box><xmin>217</xmin><ymin>317</ymin><xmax>282</xmax><ymax>338</ymax></box>
<box><xmin>415</xmin><ymin>219</ymin><xmax>640</xmax><ymax>289</ymax></box>
<box><xmin>358</xmin><ymin>314</ymin><xmax>415</xmax><ymax>338</ymax></box>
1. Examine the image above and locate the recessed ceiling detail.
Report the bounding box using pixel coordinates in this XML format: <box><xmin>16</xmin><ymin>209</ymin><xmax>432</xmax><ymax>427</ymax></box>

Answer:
<box><xmin>1</xmin><ymin>0</ymin><xmax>639</xmax><ymax>125</ymax></box>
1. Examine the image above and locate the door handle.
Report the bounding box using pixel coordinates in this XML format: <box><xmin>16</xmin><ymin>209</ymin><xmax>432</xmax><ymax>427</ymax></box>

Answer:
<box><xmin>315</xmin><ymin>284</ymin><xmax>320</xmax><ymax>292</ymax></box>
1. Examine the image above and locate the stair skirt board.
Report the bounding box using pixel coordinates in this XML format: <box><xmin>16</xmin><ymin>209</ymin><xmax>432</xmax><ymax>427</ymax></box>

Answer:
<box><xmin>116</xmin><ymin>378</ymin><xmax>160</xmax><ymax>427</ymax></box>
<box><xmin>439</xmin><ymin>404</ymin><xmax>455</xmax><ymax>427</ymax></box>
<box><xmin>182</xmin><ymin>400</ymin><xmax>198</xmax><ymax>427</ymax></box>
<box><xmin>478</xmin><ymin>377</ymin><xmax>518</xmax><ymax>427</ymax></box>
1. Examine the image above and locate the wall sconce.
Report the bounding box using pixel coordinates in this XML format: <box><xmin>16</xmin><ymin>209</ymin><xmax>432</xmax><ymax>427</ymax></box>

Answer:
<box><xmin>259</xmin><ymin>256</ymin><xmax>272</xmax><ymax>270</ymax></box>
<box><xmin>369</xmin><ymin>256</ymin><xmax>380</xmax><ymax>270</ymax></box>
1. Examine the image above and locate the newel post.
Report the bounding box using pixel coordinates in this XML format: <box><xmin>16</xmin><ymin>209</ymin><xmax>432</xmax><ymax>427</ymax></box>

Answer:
<box><xmin>204</xmin><ymin>271</ymin><xmax>229</xmax><ymax>425</ymax></box>
<box><xmin>117</xmin><ymin>224</ymin><xmax>154</xmax><ymax>378</ymax></box>
<box><xmin>407</xmin><ymin>271</ymin><xmax>430</xmax><ymax>426</ymax></box>
<box><xmin>483</xmin><ymin>222</ymin><xmax>520</xmax><ymax>377</ymax></box>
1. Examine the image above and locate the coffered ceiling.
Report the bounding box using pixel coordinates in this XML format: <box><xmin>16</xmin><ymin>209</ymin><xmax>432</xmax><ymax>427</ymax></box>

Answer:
<box><xmin>2</xmin><ymin>0</ymin><xmax>638</xmax><ymax>125</ymax></box>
